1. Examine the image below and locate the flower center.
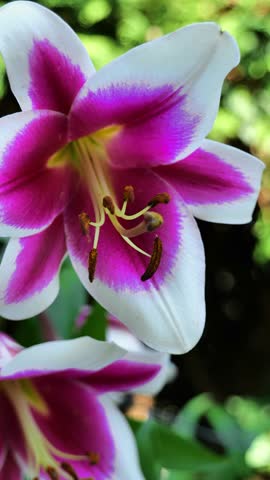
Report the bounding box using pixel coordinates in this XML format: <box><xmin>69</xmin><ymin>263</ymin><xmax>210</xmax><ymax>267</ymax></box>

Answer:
<box><xmin>50</xmin><ymin>127</ymin><xmax>170</xmax><ymax>284</ymax></box>
<box><xmin>2</xmin><ymin>380</ymin><xmax>99</xmax><ymax>480</ymax></box>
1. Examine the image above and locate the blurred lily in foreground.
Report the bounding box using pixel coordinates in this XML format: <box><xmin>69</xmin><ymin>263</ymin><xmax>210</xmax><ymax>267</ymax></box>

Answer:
<box><xmin>0</xmin><ymin>332</ymin><xmax>163</xmax><ymax>479</ymax></box>
<box><xmin>0</xmin><ymin>1</ymin><xmax>264</xmax><ymax>353</ymax></box>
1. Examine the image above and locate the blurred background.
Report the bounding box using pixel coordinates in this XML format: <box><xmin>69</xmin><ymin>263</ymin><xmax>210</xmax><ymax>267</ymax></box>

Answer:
<box><xmin>0</xmin><ymin>0</ymin><xmax>270</xmax><ymax>478</ymax></box>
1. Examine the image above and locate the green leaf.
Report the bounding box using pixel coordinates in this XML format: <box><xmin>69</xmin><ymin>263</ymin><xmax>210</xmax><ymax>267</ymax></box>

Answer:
<box><xmin>173</xmin><ymin>394</ymin><xmax>253</xmax><ymax>455</ymax></box>
<box><xmin>77</xmin><ymin>302</ymin><xmax>107</xmax><ymax>341</ymax></box>
<box><xmin>149</xmin><ymin>420</ymin><xmax>227</xmax><ymax>472</ymax></box>
<box><xmin>47</xmin><ymin>259</ymin><xmax>87</xmax><ymax>338</ymax></box>
<box><xmin>11</xmin><ymin>317</ymin><xmax>42</xmax><ymax>347</ymax></box>
<box><xmin>167</xmin><ymin>472</ymin><xmax>194</xmax><ymax>480</ymax></box>
<box><xmin>173</xmin><ymin>393</ymin><xmax>213</xmax><ymax>438</ymax></box>
<box><xmin>128</xmin><ymin>418</ymin><xmax>144</xmax><ymax>436</ymax></box>
<box><xmin>206</xmin><ymin>403</ymin><xmax>253</xmax><ymax>453</ymax></box>
<box><xmin>135</xmin><ymin>419</ymin><xmax>232</xmax><ymax>480</ymax></box>
<box><xmin>136</xmin><ymin>421</ymin><xmax>162</xmax><ymax>480</ymax></box>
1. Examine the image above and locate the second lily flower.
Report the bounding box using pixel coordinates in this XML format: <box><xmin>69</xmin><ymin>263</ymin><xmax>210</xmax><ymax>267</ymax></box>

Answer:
<box><xmin>0</xmin><ymin>333</ymin><xmax>163</xmax><ymax>479</ymax></box>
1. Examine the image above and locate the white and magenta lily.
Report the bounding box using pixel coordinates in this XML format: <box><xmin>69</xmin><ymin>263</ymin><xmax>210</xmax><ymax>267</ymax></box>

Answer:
<box><xmin>0</xmin><ymin>332</ymin><xmax>163</xmax><ymax>479</ymax></box>
<box><xmin>0</xmin><ymin>1</ymin><xmax>264</xmax><ymax>353</ymax></box>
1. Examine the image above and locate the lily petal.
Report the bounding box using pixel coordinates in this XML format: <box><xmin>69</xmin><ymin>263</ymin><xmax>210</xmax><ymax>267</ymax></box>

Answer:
<box><xmin>100</xmin><ymin>397</ymin><xmax>145</xmax><ymax>480</ymax></box>
<box><xmin>65</xmin><ymin>171</ymin><xmax>205</xmax><ymax>354</ymax></box>
<box><xmin>80</xmin><ymin>358</ymin><xmax>161</xmax><ymax>394</ymax></box>
<box><xmin>32</xmin><ymin>376</ymin><xmax>115</xmax><ymax>479</ymax></box>
<box><xmin>1</xmin><ymin>337</ymin><xmax>125</xmax><ymax>379</ymax></box>
<box><xmin>0</xmin><ymin>333</ymin><xmax>22</xmax><ymax>369</ymax></box>
<box><xmin>70</xmin><ymin>23</ymin><xmax>239</xmax><ymax>168</ymax></box>
<box><xmin>107</xmin><ymin>319</ymin><xmax>176</xmax><ymax>395</ymax></box>
<box><xmin>0</xmin><ymin>392</ymin><xmax>26</xmax><ymax>473</ymax></box>
<box><xmin>156</xmin><ymin>139</ymin><xmax>264</xmax><ymax>223</ymax></box>
<box><xmin>0</xmin><ymin>453</ymin><xmax>22</xmax><ymax>480</ymax></box>
<box><xmin>0</xmin><ymin>1</ymin><xmax>95</xmax><ymax>113</ymax></box>
<box><xmin>121</xmin><ymin>353</ymin><xmax>176</xmax><ymax>396</ymax></box>
<box><xmin>0</xmin><ymin>110</ymin><xmax>69</xmax><ymax>237</ymax></box>
<box><xmin>0</xmin><ymin>429</ymin><xmax>6</xmax><ymax>471</ymax></box>
<box><xmin>0</xmin><ymin>216</ymin><xmax>66</xmax><ymax>321</ymax></box>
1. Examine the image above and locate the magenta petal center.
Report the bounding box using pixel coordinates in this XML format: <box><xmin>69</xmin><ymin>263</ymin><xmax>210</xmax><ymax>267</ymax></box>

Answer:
<box><xmin>29</xmin><ymin>39</ymin><xmax>87</xmax><ymax>114</ymax></box>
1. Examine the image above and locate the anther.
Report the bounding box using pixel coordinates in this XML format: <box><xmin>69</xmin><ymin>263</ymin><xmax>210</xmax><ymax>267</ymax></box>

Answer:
<box><xmin>103</xmin><ymin>196</ymin><xmax>115</xmax><ymax>214</ymax></box>
<box><xmin>79</xmin><ymin>212</ymin><xmax>91</xmax><ymax>236</ymax></box>
<box><xmin>123</xmin><ymin>185</ymin><xmax>135</xmax><ymax>203</ymax></box>
<box><xmin>144</xmin><ymin>212</ymin><xmax>164</xmax><ymax>232</ymax></box>
<box><xmin>46</xmin><ymin>467</ymin><xmax>59</xmax><ymax>480</ymax></box>
<box><xmin>87</xmin><ymin>451</ymin><xmax>100</xmax><ymax>465</ymax></box>
<box><xmin>141</xmin><ymin>237</ymin><xmax>163</xmax><ymax>281</ymax></box>
<box><xmin>61</xmin><ymin>463</ymin><xmax>79</xmax><ymax>480</ymax></box>
<box><xmin>148</xmin><ymin>193</ymin><xmax>170</xmax><ymax>208</ymax></box>
<box><xmin>88</xmin><ymin>248</ymin><xmax>98</xmax><ymax>283</ymax></box>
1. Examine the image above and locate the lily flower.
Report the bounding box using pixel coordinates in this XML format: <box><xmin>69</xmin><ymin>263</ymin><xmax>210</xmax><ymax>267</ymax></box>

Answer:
<box><xmin>0</xmin><ymin>1</ymin><xmax>264</xmax><ymax>353</ymax></box>
<box><xmin>0</xmin><ymin>332</ymin><xmax>162</xmax><ymax>479</ymax></box>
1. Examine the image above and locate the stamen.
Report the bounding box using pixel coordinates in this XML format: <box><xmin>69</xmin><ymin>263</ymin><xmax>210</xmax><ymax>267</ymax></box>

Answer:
<box><xmin>88</xmin><ymin>248</ymin><xmax>98</xmax><ymax>283</ymax></box>
<box><xmin>117</xmin><ymin>192</ymin><xmax>170</xmax><ymax>222</ymax></box>
<box><xmin>46</xmin><ymin>467</ymin><xmax>59</xmax><ymax>480</ymax></box>
<box><xmin>117</xmin><ymin>205</ymin><xmax>150</xmax><ymax>221</ymax></box>
<box><xmin>148</xmin><ymin>193</ymin><xmax>170</xmax><ymax>207</ymax></box>
<box><xmin>103</xmin><ymin>196</ymin><xmax>115</xmax><ymax>214</ymax></box>
<box><xmin>109</xmin><ymin>211</ymin><xmax>164</xmax><ymax>238</ymax></box>
<box><xmin>120</xmin><ymin>185</ymin><xmax>135</xmax><ymax>215</ymax></box>
<box><xmin>87</xmin><ymin>451</ymin><xmax>100</xmax><ymax>465</ymax></box>
<box><xmin>144</xmin><ymin>212</ymin><xmax>164</xmax><ymax>232</ymax></box>
<box><xmin>61</xmin><ymin>463</ymin><xmax>79</xmax><ymax>480</ymax></box>
<box><xmin>79</xmin><ymin>212</ymin><xmax>90</xmax><ymax>237</ymax></box>
<box><xmin>141</xmin><ymin>237</ymin><xmax>163</xmax><ymax>281</ymax></box>
<box><xmin>123</xmin><ymin>185</ymin><xmax>135</xmax><ymax>203</ymax></box>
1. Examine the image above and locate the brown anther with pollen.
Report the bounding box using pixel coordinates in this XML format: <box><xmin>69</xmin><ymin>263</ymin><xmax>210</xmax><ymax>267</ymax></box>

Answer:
<box><xmin>144</xmin><ymin>212</ymin><xmax>164</xmax><ymax>232</ymax></box>
<box><xmin>103</xmin><ymin>196</ymin><xmax>115</xmax><ymax>214</ymax></box>
<box><xmin>61</xmin><ymin>462</ymin><xmax>79</xmax><ymax>480</ymax></box>
<box><xmin>88</xmin><ymin>248</ymin><xmax>97</xmax><ymax>283</ymax></box>
<box><xmin>79</xmin><ymin>212</ymin><xmax>91</xmax><ymax>237</ymax></box>
<box><xmin>123</xmin><ymin>185</ymin><xmax>135</xmax><ymax>203</ymax></box>
<box><xmin>46</xmin><ymin>466</ymin><xmax>59</xmax><ymax>480</ymax></box>
<box><xmin>141</xmin><ymin>237</ymin><xmax>163</xmax><ymax>281</ymax></box>
<box><xmin>147</xmin><ymin>193</ymin><xmax>170</xmax><ymax>208</ymax></box>
<box><xmin>87</xmin><ymin>451</ymin><xmax>100</xmax><ymax>465</ymax></box>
